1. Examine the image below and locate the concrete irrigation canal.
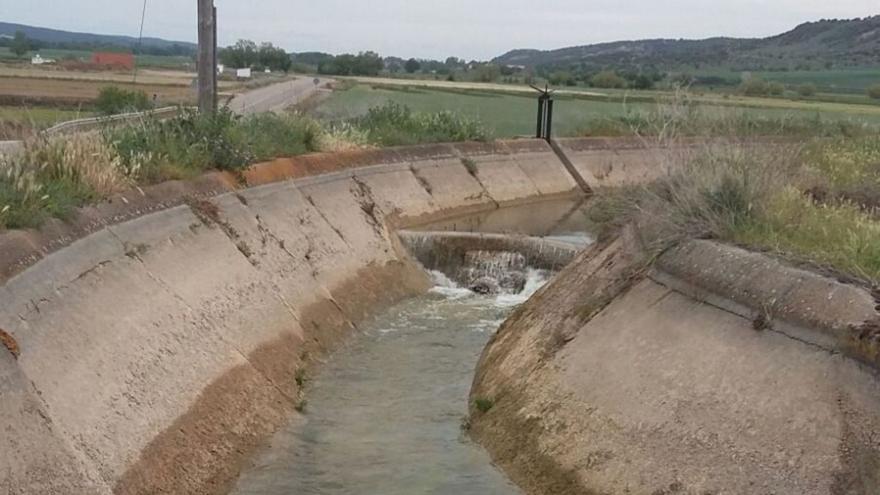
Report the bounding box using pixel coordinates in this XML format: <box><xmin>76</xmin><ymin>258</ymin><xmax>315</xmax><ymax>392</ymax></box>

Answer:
<box><xmin>1</xmin><ymin>138</ymin><xmax>879</xmax><ymax>494</ymax></box>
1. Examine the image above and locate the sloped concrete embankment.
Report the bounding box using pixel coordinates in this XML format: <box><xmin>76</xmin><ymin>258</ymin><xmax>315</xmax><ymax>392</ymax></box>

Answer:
<box><xmin>0</xmin><ymin>138</ymin><xmax>585</xmax><ymax>495</ymax></box>
<box><xmin>470</xmin><ymin>227</ymin><xmax>880</xmax><ymax>495</ymax></box>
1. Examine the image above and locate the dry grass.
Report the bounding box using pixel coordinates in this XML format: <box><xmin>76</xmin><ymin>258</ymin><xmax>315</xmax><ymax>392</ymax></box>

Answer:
<box><xmin>0</xmin><ymin>132</ymin><xmax>132</xmax><ymax>228</ymax></box>
<box><xmin>0</xmin><ymin>77</ymin><xmax>196</xmax><ymax>105</ymax></box>
<box><xmin>588</xmin><ymin>103</ymin><xmax>880</xmax><ymax>283</ymax></box>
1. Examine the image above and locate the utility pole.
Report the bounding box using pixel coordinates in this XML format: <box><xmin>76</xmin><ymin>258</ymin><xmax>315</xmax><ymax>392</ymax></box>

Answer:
<box><xmin>197</xmin><ymin>0</ymin><xmax>217</xmax><ymax>113</ymax></box>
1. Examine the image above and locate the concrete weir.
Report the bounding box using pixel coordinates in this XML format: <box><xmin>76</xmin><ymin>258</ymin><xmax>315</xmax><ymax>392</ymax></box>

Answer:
<box><xmin>0</xmin><ymin>138</ymin><xmax>589</xmax><ymax>495</ymax></box>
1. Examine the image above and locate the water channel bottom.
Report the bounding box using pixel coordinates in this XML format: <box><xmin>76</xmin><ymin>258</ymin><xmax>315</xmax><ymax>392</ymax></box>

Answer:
<box><xmin>230</xmin><ymin>271</ymin><xmax>550</xmax><ymax>495</ymax></box>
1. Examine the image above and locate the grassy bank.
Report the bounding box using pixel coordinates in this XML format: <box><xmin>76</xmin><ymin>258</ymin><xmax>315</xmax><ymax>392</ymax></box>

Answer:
<box><xmin>0</xmin><ymin>103</ymin><xmax>487</xmax><ymax>229</ymax></box>
<box><xmin>586</xmin><ymin>114</ymin><xmax>880</xmax><ymax>282</ymax></box>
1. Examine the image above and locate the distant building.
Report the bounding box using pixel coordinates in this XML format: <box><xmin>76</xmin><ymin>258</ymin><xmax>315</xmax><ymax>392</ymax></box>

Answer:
<box><xmin>91</xmin><ymin>52</ymin><xmax>135</xmax><ymax>70</ymax></box>
<box><xmin>31</xmin><ymin>54</ymin><xmax>54</xmax><ymax>65</ymax></box>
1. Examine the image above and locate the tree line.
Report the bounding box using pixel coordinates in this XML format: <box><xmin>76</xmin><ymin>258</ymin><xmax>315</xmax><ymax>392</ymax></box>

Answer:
<box><xmin>0</xmin><ymin>31</ymin><xmax>195</xmax><ymax>58</ymax></box>
<box><xmin>218</xmin><ymin>40</ymin><xmax>291</xmax><ymax>72</ymax></box>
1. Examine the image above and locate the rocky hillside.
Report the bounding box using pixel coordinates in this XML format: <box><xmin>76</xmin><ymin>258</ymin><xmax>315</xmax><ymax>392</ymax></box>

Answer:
<box><xmin>495</xmin><ymin>16</ymin><xmax>880</xmax><ymax>70</ymax></box>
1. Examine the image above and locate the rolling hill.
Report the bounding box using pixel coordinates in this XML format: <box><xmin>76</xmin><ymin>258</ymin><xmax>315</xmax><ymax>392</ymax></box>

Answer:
<box><xmin>495</xmin><ymin>16</ymin><xmax>880</xmax><ymax>71</ymax></box>
<box><xmin>0</xmin><ymin>22</ymin><xmax>195</xmax><ymax>53</ymax></box>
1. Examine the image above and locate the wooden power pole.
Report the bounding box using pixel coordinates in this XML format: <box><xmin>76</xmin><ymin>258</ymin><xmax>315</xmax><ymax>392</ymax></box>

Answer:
<box><xmin>197</xmin><ymin>0</ymin><xmax>217</xmax><ymax>113</ymax></box>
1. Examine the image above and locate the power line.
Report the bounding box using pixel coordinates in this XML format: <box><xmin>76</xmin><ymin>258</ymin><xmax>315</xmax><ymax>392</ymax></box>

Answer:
<box><xmin>133</xmin><ymin>0</ymin><xmax>148</xmax><ymax>84</ymax></box>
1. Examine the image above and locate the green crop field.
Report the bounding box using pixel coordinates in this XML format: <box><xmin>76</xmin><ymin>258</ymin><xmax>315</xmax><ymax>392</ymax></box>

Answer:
<box><xmin>0</xmin><ymin>105</ymin><xmax>91</xmax><ymax>125</ymax></box>
<box><xmin>692</xmin><ymin>67</ymin><xmax>880</xmax><ymax>95</ymax></box>
<box><xmin>314</xmin><ymin>83</ymin><xmax>880</xmax><ymax>138</ymax></box>
<box><xmin>0</xmin><ymin>48</ymin><xmax>191</xmax><ymax>68</ymax></box>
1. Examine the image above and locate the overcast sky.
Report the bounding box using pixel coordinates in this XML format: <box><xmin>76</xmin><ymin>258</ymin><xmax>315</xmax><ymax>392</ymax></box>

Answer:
<box><xmin>1</xmin><ymin>0</ymin><xmax>877</xmax><ymax>59</ymax></box>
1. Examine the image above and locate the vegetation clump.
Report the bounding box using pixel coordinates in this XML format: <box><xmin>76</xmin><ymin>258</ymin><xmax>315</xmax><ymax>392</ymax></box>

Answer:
<box><xmin>95</xmin><ymin>87</ymin><xmax>152</xmax><ymax>116</ymax></box>
<box><xmin>0</xmin><ymin>102</ymin><xmax>489</xmax><ymax>230</ymax></box>
<box><xmin>108</xmin><ymin>108</ymin><xmax>321</xmax><ymax>183</ymax></box>
<box><xmin>474</xmin><ymin>397</ymin><xmax>495</xmax><ymax>413</ymax></box>
<box><xmin>586</xmin><ymin>103</ymin><xmax>880</xmax><ymax>283</ymax></box>
<box><xmin>350</xmin><ymin>102</ymin><xmax>488</xmax><ymax>147</ymax></box>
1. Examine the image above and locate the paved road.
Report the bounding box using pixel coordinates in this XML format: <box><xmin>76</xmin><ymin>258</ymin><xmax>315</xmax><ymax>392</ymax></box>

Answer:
<box><xmin>226</xmin><ymin>77</ymin><xmax>332</xmax><ymax>115</ymax></box>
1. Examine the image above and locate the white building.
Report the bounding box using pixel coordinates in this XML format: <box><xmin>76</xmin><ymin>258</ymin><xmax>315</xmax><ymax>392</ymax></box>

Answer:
<box><xmin>31</xmin><ymin>54</ymin><xmax>54</xmax><ymax>65</ymax></box>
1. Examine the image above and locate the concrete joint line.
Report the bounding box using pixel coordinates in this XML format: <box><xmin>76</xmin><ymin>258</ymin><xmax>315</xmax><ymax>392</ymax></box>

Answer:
<box><xmin>648</xmin><ymin>270</ymin><xmax>841</xmax><ymax>357</ymax></box>
<box><xmin>450</xmin><ymin>149</ymin><xmax>500</xmax><ymax>208</ymax></box>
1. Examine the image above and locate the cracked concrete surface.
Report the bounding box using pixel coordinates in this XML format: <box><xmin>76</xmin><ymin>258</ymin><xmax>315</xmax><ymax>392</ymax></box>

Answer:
<box><xmin>0</xmin><ymin>140</ymin><xmax>581</xmax><ymax>494</ymax></box>
<box><xmin>471</xmin><ymin>233</ymin><xmax>880</xmax><ymax>495</ymax></box>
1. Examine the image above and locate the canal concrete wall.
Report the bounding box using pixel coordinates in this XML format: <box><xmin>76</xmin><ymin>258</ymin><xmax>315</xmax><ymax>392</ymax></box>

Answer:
<box><xmin>470</xmin><ymin>228</ymin><xmax>880</xmax><ymax>495</ymax></box>
<box><xmin>0</xmin><ymin>138</ymin><xmax>594</xmax><ymax>495</ymax></box>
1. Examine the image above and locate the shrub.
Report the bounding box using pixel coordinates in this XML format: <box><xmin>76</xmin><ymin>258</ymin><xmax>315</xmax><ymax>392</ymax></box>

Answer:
<box><xmin>590</xmin><ymin>70</ymin><xmax>627</xmax><ymax>89</ymax></box>
<box><xmin>351</xmin><ymin>102</ymin><xmax>489</xmax><ymax>147</ymax></box>
<box><xmin>474</xmin><ymin>397</ymin><xmax>494</xmax><ymax>413</ymax></box>
<box><xmin>868</xmin><ymin>84</ymin><xmax>880</xmax><ymax>100</ymax></box>
<box><xmin>739</xmin><ymin>77</ymin><xmax>770</xmax><ymax>96</ymax></box>
<box><xmin>797</xmin><ymin>83</ymin><xmax>818</xmax><ymax>97</ymax></box>
<box><xmin>95</xmin><ymin>87</ymin><xmax>152</xmax><ymax>116</ymax></box>
<box><xmin>108</xmin><ymin>108</ymin><xmax>321</xmax><ymax>183</ymax></box>
<box><xmin>767</xmin><ymin>82</ymin><xmax>785</xmax><ymax>96</ymax></box>
<box><xmin>549</xmin><ymin>71</ymin><xmax>576</xmax><ymax>86</ymax></box>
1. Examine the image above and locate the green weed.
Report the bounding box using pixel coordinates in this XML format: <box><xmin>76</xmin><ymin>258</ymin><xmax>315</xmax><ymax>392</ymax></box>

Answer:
<box><xmin>474</xmin><ymin>397</ymin><xmax>495</xmax><ymax>413</ymax></box>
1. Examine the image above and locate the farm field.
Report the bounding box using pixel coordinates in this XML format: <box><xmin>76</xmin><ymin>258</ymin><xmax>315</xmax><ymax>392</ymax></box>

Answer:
<box><xmin>691</xmin><ymin>67</ymin><xmax>880</xmax><ymax>95</ymax></box>
<box><xmin>0</xmin><ymin>105</ymin><xmax>93</xmax><ymax>139</ymax></box>
<box><xmin>315</xmin><ymin>82</ymin><xmax>880</xmax><ymax>137</ymax></box>
<box><xmin>0</xmin><ymin>47</ymin><xmax>192</xmax><ymax>68</ymax></box>
<box><xmin>0</xmin><ymin>76</ymin><xmax>197</xmax><ymax>105</ymax></box>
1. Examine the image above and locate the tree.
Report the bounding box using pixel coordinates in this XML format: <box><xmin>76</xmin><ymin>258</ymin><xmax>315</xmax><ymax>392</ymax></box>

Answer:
<box><xmin>590</xmin><ymin>70</ymin><xmax>626</xmax><ymax>89</ymax></box>
<box><xmin>767</xmin><ymin>82</ymin><xmax>785</xmax><ymax>96</ymax></box>
<box><xmin>257</xmin><ymin>42</ymin><xmax>291</xmax><ymax>72</ymax></box>
<box><xmin>318</xmin><ymin>52</ymin><xmax>383</xmax><ymax>76</ymax></box>
<box><xmin>220</xmin><ymin>40</ymin><xmax>291</xmax><ymax>72</ymax></box>
<box><xmin>473</xmin><ymin>64</ymin><xmax>501</xmax><ymax>83</ymax></box>
<box><xmin>797</xmin><ymin>83</ymin><xmax>817</xmax><ymax>97</ymax></box>
<box><xmin>219</xmin><ymin>39</ymin><xmax>258</xmax><ymax>68</ymax></box>
<box><xmin>404</xmin><ymin>58</ymin><xmax>421</xmax><ymax>74</ymax></box>
<box><xmin>739</xmin><ymin>77</ymin><xmax>770</xmax><ymax>96</ymax></box>
<box><xmin>629</xmin><ymin>74</ymin><xmax>655</xmax><ymax>90</ymax></box>
<box><xmin>95</xmin><ymin>86</ymin><xmax>151</xmax><ymax>115</ymax></box>
<box><xmin>10</xmin><ymin>31</ymin><xmax>30</xmax><ymax>58</ymax></box>
<box><xmin>548</xmin><ymin>71</ymin><xmax>575</xmax><ymax>86</ymax></box>
<box><xmin>867</xmin><ymin>84</ymin><xmax>880</xmax><ymax>100</ymax></box>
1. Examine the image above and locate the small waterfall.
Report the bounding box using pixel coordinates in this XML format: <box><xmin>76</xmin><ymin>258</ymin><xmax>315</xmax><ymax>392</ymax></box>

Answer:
<box><xmin>398</xmin><ymin>230</ymin><xmax>579</xmax><ymax>297</ymax></box>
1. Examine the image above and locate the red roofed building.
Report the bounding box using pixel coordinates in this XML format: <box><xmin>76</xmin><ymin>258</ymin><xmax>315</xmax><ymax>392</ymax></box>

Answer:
<box><xmin>91</xmin><ymin>52</ymin><xmax>135</xmax><ymax>70</ymax></box>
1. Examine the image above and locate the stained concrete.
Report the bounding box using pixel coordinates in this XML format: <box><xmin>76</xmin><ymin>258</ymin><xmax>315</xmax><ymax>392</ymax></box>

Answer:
<box><xmin>0</xmin><ymin>139</ymin><xmax>582</xmax><ymax>494</ymax></box>
<box><xmin>470</xmin><ymin>232</ymin><xmax>880</xmax><ymax>495</ymax></box>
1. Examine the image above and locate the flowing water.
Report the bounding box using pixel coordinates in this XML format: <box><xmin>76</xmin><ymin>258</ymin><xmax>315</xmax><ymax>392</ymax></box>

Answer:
<box><xmin>231</xmin><ymin>270</ymin><xmax>551</xmax><ymax>495</ymax></box>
